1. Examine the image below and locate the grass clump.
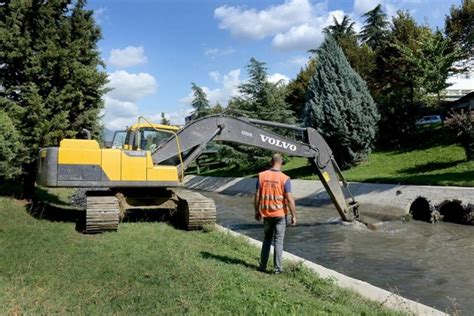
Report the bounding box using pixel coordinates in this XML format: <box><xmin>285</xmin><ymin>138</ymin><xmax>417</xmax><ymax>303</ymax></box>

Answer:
<box><xmin>0</xmin><ymin>196</ymin><xmax>402</xmax><ymax>315</ymax></box>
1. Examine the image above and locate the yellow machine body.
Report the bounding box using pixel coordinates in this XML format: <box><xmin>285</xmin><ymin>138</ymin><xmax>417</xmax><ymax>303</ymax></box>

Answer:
<box><xmin>37</xmin><ymin>125</ymin><xmax>181</xmax><ymax>188</ymax></box>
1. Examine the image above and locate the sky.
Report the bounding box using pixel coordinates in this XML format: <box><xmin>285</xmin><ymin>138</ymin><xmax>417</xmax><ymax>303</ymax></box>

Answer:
<box><xmin>88</xmin><ymin>0</ymin><xmax>461</xmax><ymax>130</ymax></box>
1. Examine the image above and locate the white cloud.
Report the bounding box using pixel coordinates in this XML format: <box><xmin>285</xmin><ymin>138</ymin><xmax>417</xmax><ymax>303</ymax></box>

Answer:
<box><xmin>204</xmin><ymin>46</ymin><xmax>236</xmax><ymax>58</ymax></box>
<box><xmin>106</xmin><ymin>70</ymin><xmax>156</xmax><ymax>102</ymax></box>
<box><xmin>214</xmin><ymin>0</ymin><xmax>313</xmax><ymax>40</ymax></box>
<box><xmin>353</xmin><ymin>0</ymin><xmax>380</xmax><ymax>15</ymax></box>
<box><xmin>180</xmin><ymin>69</ymin><xmax>242</xmax><ymax>107</ymax></box>
<box><xmin>273</xmin><ymin>10</ymin><xmax>344</xmax><ymax>51</ymax></box>
<box><xmin>108</xmin><ymin>46</ymin><xmax>148</xmax><ymax>68</ymax></box>
<box><xmin>209</xmin><ymin>71</ymin><xmax>221</xmax><ymax>82</ymax></box>
<box><xmin>272</xmin><ymin>24</ymin><xmax>322</xmax><ymax>51</ymax></box>
<box><xmin>102</xmin><ymin>70</ymin><xmax>157</xmax><ymax>130</ymax></box>
<box><xmin>147</xmin><ymin>107</ymin><xmax>194</xmax><ymax>126</ymax></box>
<box><xmin>214</xmin><ymin>0</ymin><xmax>353</xmax><ymax>51</ymax></box>
<box><xmin>268</xmin><ymin>73</ymin><xmax>290</xmax><ymax>85</ymax></box>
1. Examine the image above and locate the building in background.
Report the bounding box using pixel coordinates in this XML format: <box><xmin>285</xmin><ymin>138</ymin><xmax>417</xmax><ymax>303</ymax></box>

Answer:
<box><xmin>442</xmin><ymin>60</ymin><xmax>474</xmax><ymax>101</ymax></box>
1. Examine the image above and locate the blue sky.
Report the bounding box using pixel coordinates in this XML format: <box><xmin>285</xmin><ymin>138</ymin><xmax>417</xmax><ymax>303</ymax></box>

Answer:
<box><xmin>89</xmin><ymin>0</ymin><xmax>460</xmax><ymax>129</ymax></box>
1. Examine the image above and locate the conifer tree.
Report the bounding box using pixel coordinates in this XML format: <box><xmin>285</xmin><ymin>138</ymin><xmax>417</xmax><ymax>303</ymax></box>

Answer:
<box><xmin>225</xmin><ymin>58</ymin><xmax>296</xmax><ymax>170</ymax></box>
<box><xmin>304</xmin><ymin>35</ymin><xmax>379</xmax><ymax>169</ymax></box>
<box><xmin>0</xmin><ymin>111</ymin><xmax>21</xmax><ymax>180</ymax></box>
<box><xmin>321</xmin><ymin>15</ymin><xmax>376</xmax><ymax>86</ymax></box>
<box><xmin>359</xmin><ymin>4</ymin><xmax>390</xmax><ymax>50</ymax></box>
<box><xmin>232</xmin><ymin>58</ymin><xmax>294</xmax><ymax>124</ymax></box>
<box><xmin>0</xmin><ymin>0</ymin><xmax>108</xmax><ymax>196</ymax></box>
<box><xmin>190</xmin><ymin>83</ymin><xmax>210</xmax><ymax>119</ymax></box>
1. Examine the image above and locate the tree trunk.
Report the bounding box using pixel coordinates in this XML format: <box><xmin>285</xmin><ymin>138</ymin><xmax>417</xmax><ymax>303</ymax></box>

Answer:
<box><xmin>22</xmin><ymin>164</ymin><xmax>37</xmax><ymax>200</ymax></box>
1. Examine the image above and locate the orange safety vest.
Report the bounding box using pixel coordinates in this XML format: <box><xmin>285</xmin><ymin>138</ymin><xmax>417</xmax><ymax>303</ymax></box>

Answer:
<box><xmin>257</xmin><ymin>169</ymin><xmax>289</xmax><ymax>218</ymax></box>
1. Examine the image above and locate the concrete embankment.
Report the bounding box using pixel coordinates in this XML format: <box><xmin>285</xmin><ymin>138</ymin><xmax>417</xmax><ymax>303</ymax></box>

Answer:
<box><xmin>185</xmin><ymin>175</ymin><xmax>474</xmax><ymax>220</ymax></box>
<box><xmin>216</xmin><ymin>225</ymin><xmax>445</xmax><ymax>315</ymax></box>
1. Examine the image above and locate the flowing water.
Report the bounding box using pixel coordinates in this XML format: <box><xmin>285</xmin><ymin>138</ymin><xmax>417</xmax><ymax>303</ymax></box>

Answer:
<box><xmin>203</xmin><ymin>192</ymin><xmax>474</xmax><ymax>314</ymax></box>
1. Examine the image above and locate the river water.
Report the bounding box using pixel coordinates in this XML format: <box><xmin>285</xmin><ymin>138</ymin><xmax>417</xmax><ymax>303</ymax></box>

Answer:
<box><xmin>203</xmin><ymin>192</ymin><xmax>474</xmax><ymax>314</ymax></box>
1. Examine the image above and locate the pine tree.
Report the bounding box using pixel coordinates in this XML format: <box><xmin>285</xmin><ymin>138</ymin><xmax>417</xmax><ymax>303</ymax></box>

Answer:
<box><xmin>0</xmin><ymin>0</ymin><xmax>108</xmax><ymax>196</ymax></box>
<box><xmin>0</xmin><ymin>110</ymin><xmax>21</xmax><ymax>180</ymax></box>
<box><xmin>304</xmin><ymin>35</ymin><xmax>379</xmax><ymax>169</ymax></box>
<box><xmin>190</xmin><ymin>83</ymin><xmax>210</xmax><ymax>119</ymax></box>
<box><xmin>225</xmin><ymin>58</ymin><xmax>296</xmax><ymax>170</ymax></box>
<box><xmin>232</xmin><ymin>58</ymin><xmax>295</xmax><ymax>123</ymax></box>
<box><xmin>359</xmin><ymin>4</ymin><xmax>390</xmax><ymax>50</ymax></box>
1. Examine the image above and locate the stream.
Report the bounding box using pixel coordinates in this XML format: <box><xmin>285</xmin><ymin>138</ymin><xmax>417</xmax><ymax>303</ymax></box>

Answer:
<box><xmin>203</xmin><ymin>192</ymin><xmax>474</xmax><ymax>314</ymax></box>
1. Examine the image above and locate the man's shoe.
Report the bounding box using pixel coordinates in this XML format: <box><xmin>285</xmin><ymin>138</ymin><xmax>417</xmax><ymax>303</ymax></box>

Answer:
<box><xmin>257</xmin><ymin>267</ymin><xmax>266</xmax><ymax>273</ymax></box>
<box><xmin>274</xmin><ymin>270</ymin><xmax>284</xmax><ymax>275</ymax></box>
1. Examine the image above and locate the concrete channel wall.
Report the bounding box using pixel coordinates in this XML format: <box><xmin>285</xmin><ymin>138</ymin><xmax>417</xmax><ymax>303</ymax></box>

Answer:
<box><xmin>185</xmin><ymin>175</ymin><xmax>474</xmax><ymax>219</ymax></box>
<box><xmin>215</xmin><ymin>225</ymin><xmax>445</xmax><ymax>315</ymax></box>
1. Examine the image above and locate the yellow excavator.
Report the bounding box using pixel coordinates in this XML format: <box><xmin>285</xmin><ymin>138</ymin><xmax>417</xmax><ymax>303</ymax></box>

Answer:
<box><xmin>37</xmin><ymin>115</ymin><xmax>359</xmax><ymax>233</ymax></box>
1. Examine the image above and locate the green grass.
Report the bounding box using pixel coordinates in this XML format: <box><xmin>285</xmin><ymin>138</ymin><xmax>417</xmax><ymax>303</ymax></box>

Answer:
<box><xmin>280</xmin><ymin>144</ymin><xmax>473</xmax><ymax>186</ymax></box>
<box><xmin>0</xmin><ymin>195</ymin><xmax>401</xmax><ymax>315</ymax></box>
<box><xmin>194</xmin><ymin>127</ymin><xmax>474</xmax><ymax>187</ymax></box>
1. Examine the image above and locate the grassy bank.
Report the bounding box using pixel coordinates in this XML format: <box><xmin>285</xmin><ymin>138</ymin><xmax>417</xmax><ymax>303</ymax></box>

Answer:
<box><xmin>0</xmin><ymin>195</ymin><xmax>400</xmax><ymax>315</ymax></box>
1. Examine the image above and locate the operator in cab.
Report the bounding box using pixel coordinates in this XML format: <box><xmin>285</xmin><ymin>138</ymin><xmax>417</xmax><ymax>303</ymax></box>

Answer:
<box><xmin>254</xmin><ymin>153</ymin><xmax>296</xmax><ymax>274</ymax></box>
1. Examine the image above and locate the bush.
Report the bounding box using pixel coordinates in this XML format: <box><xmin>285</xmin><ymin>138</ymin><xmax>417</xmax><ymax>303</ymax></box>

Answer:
<box><xmin>445</xmin><ymin>109</ymin><xmax>473</xmax><ymax>161</ymax></box>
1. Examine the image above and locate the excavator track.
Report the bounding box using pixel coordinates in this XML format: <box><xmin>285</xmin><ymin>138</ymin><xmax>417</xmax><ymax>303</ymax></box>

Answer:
<box><xmin>85</xmin><ymin>193</ymin><xmax>120</xmax><ymax>234</ymax></box>
<box><xmin>172</xmin><ymin>189</ymin><xmax>216</xmax><ymax>230</ymax></box>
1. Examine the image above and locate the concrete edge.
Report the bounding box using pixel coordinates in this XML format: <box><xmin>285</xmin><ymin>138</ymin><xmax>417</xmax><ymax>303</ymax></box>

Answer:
<box><xmin>215</xmin><ymin>225</ymin><xmax>447</xmax><ymax>316</ymax></box>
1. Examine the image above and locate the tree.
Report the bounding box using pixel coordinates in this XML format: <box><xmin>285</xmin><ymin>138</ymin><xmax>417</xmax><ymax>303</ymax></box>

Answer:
<box><xmin>304</xmin><ymin>35</ymin><xmax>380</xmax><ymax>169</ymax></box>
<box><xmin>418</xmin><ymin>30</ymin><xmax>461</xmax><ymax>102</ymax></box>
<box><xmin>374</xmin><ymin>11</ymin><xmax>460</xmax><ymax>143</ymax></box>
<box><xmin>190</xmin><ymin>83</ymin><xmax>210</xmax><ymax>119</ymax></box>
<box><xmin>359</xmin><ymin>4</ymin><xmax>390</xmax><ymax>50</ymax></box>
<box><xmin>232</xmin><ymin>58</ymin><xmax>295</xmax><ymax>123</ymax></box>
<box><xmin>0</xmin><ymin>111</ymin><xmax>21</xmax><ymax>180</ymax></box>
<box><xmin>445</xmin><ymin>0</ymin><xmax>474</xmax><ymax>59</ymax></box>
<box><xmin>0</xmin><ymin>0</ymin><xmax>108</xmax><ymax>196</ymax></box>
<box><xmin>211</xmin><ymin>102</ymin><xmax>224</xmax><ymax>114</ymax></box>
<box><xmin>323</xmin><ymin>15</ymin><xmax>355</xmax><ymax>41</ymax></box>
<box><xmin>286</xmin><ymin>58</ymin><xmax>316</xmax><ymax>120</ymax></box>
<box><xmin>160</xmin><ymin>112</ymin><xmax>170</xmax><ymax>125</ymax></box>
<box><xmin>225</xmin><ymin>58</ymin><xmax>296</xmax><ymax>170</ymax></box>
<box><xmin>322</xmin><ymin>15</ymin><xmax>376</xmax><ymax>84</ymax></box>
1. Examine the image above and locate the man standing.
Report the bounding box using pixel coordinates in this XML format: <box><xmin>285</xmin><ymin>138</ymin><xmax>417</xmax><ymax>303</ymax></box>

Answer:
<box><xmin>255</xmin><ymin>153</ymin><xmax>296</xmax><ymax>274</ymax></box>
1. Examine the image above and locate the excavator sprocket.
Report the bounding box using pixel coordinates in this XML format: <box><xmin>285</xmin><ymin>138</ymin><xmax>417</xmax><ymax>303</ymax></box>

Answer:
<box><xmin>85</xmin><ymin>193</ymin><xmax>120</xmax><ymax>233</ymax></box>
<box><xmin>172</xmin><ymin>189</ymin><xmax>217</xmax><ymax>230</ymax></box>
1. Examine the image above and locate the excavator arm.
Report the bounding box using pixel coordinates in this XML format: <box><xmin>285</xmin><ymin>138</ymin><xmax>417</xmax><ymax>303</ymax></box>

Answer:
<box><xmin>152</xmin><ymin>115</ymin><xmax>359</xmax><ymax>222</ymax></box>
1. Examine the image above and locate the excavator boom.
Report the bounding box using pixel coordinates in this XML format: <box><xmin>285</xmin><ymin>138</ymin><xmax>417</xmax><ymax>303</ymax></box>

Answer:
<box><xmin>153</xmin><ymin>115</ymin><xmax>358</xmax><ymax>222</ymax></box>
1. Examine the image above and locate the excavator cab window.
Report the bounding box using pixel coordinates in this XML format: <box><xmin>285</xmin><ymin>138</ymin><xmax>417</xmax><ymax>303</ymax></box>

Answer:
<box><xmin>112</xmin><ymin>131</ymin><xmax>127</xmax><ymax>149</ymax></box>
<box><xmin>138</xmin><ymin>128</ymin><xmax>172</xmax><ymax>152</ymax></box>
